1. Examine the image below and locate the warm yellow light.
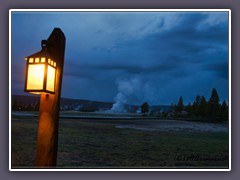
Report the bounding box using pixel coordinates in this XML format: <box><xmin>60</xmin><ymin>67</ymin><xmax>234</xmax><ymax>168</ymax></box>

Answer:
<box><xmin>35</xmin><ymin>58</ymin><xmax>40</xmax><ymax>63</ymax></box>
<box><xmin>46</xmin><ymin>65</ymin><xmax>56</xmax><ymax>92</ymax></box>
<box><xmin>41</xmin><ymin>57</ymin><xmax>46</xmax><ymax>62</ymax></box>
<box><xmin>29</xmin><ymin>58</ymin><xmax>34</xmax><ymax>63</ymax></box>
<box><xmin>26</xmin><ymin>64</ymin><xmax>45</xmax><ymax>90</ymax></box>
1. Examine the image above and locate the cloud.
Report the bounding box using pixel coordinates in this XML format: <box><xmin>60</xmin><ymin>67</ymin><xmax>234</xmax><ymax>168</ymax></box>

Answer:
<box><xmin>202</xmin><ymin>61</ymin><xmax>228</xmax><ymax>79</ymax></box>
<box><xmin>11</xmin><ymin>11</ymin><xmax>229</xmax><ymax>105</ymax></box>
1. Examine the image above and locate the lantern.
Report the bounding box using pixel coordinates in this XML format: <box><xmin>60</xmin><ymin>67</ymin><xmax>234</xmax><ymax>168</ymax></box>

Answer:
<box><xmin>24</xmin><ymin>40</ymin><xmax>57</xmax><ymax>94</ymax></box>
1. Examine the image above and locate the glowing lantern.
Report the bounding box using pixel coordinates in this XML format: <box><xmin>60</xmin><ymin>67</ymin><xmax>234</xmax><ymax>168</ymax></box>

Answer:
<box><xmin>24</xmin><ymin>40</ymin><xmax>57</xmax><ymax>94</ymax></box>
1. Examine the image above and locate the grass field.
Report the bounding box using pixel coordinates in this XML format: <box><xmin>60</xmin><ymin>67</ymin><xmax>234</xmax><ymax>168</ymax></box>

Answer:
<box><xmin>11</xmin><ymin>112</ymin><xmax>229</xmax><ymax>169</ymax></box>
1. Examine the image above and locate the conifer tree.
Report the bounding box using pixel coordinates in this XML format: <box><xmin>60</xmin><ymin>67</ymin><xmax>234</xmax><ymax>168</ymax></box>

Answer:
<box><xmin>141</xmin><ymin>102</ymin><xmax>149</xmax><ymax>114</ymax></box>
<box><xmin>199</xmin><ymin>96</ymin><xmax>207</xmax><ymax>116</ymax></box>
<box><xmin>175</xmin><ymin>96</ymin><xmax>183</xmax><ymax>113</ymax></box>
<box><xmin>208</xmin><ymin>88</ymin><xmax>220</xmax><ymax>117</ymax></box>
<box><xmin>220</xmin><ymin>100</ymin><xmax>228</xmax><ymax>118</ymax></box>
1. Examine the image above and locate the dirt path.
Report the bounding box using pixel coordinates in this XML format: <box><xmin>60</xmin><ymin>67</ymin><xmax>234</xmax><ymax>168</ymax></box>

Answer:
<box><xmin>115</xmin><ymin>119</ymin><xmax>228</xmax><ymax>132</ymax></box>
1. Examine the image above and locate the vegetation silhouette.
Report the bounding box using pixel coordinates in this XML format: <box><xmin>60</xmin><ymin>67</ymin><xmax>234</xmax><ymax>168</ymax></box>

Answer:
<box><xmin>173</xmin><ymin>88</ymin><xmax>228</xmax><ymax>122</ymax></box>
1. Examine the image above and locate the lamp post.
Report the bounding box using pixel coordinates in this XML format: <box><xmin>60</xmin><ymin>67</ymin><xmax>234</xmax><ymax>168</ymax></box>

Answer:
<box><xmin>24</xmin><ymin>28</ymin><xmax>65</xmax><ymax>167</ymax></box>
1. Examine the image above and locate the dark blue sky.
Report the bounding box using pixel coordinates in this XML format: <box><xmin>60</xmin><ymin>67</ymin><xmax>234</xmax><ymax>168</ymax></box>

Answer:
<box><xmin>11</xmin><ymin>11</ymin><xmax>229</xmax><ymax>105</ymax></box>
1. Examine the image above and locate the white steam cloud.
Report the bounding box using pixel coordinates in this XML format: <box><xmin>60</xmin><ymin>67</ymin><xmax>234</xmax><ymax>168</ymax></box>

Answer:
<box><xmin>111</xmin><ymin>77</ymin><xmax>141</xmax><ymax>113</ymax></box>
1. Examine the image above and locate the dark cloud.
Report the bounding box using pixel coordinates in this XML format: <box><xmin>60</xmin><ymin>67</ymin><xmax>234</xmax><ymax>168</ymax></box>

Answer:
<box><xmin>11</xmin><ymin>11</ymin><xmax>229</xmax><ymax>105</ymax></box>
<box><xmin>202</xmin><ymin>61</ymin><xmax>228</xmax><ymax>79</ymax></box>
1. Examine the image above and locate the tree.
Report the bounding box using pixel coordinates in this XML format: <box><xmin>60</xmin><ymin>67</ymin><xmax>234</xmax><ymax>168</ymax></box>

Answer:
<box><xmin>175</xmin><ymin>96</ymin><xmax>183</xmax><ymax>113</ymax></box>
<box><xmin>141</xmin><ymin>102</ymin><xmax>149</xmax><ymax>114</ymax></box>
<box><xmin>198</xmin><ymin>96</ymin><xmax>207</xmax><ymax>116</ymax></box>
<box><xmin>208</xmin><ymin>88</ymin><xmax>220</xmax><ymax>117</ymax></box>
<box><xmin>220</xmin><ymin>100</ymin><xmax>228</xmax><ymax>118</ymax></box>
<box><xmin>192</xmin><ymin>95</ymin><xmax>201</xmax><ymax>116</ymax></box>
<box><xmin>185</xmin><ymin>102</ymin><xmax>192</xmax><ymax>114</ymax></box>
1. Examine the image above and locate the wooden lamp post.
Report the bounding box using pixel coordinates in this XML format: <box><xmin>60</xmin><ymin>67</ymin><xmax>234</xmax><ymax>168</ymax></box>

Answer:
<box><xmin>24</xmin><ymin>28</ymin><xmax>65</xmax><ymax>167</ymax></box>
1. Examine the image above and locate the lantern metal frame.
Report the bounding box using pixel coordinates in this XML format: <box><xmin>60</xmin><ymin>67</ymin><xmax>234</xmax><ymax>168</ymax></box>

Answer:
<box><xmin>24</xmin><ymin>40</ymin><xmax>57</xmax><ymax>94</ymax></box>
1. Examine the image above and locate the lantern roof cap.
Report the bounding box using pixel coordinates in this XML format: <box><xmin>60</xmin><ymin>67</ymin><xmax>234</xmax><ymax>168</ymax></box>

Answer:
<box><xmin>25</xmin><ymin>40</ymin><xmax>53</xmax><ymax>60</ymax></box>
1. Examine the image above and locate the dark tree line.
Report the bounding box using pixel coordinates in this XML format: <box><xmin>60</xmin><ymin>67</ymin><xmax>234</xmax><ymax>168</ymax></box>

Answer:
<box><xmin>12</xmin><ymin>100</ymin><xmax>40</xmax><ymax>111</ymax></box>
<box><xmin>174</xmin><ymin>88</ymin><xmax>228</xmax><ymax>122</ymax></box>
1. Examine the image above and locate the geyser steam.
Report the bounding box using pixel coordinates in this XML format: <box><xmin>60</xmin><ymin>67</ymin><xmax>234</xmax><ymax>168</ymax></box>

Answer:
<box><xmin>111</xmin><ymin>77</ymin><xmax>141</xmax><ymax>113</ymax></box>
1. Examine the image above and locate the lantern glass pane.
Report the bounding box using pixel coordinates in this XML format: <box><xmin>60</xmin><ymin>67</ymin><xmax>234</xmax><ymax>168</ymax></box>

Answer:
<box><xmin>46</xmin><ymin>65</ymin><xmax>56</xmax><ymax>92</ymax></box>
<box><xmin>35</xmin><ymin>58</ymin><xmax>40</xmax><ymax>63</ymax></box>
<box><xmin>26</xmin><ymin>64</ymin><xmax>45</xmax><ymax>90</ymax></box>
<box><xmin>29</xmin><ymin>58</ymin><xmax>34</xmax><ymax>63</ymax></box>
<box><xmin>41</xmin><ymin>57</ymin><xmax>46</xmax><ymax>62</ymax></box>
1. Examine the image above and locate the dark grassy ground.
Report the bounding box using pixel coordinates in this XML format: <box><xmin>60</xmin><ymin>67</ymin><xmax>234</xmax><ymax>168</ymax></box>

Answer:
<box><xmin>11</xmin><ymin>115</ymin><xmax>229</xmax><ymax>169</ymax></box>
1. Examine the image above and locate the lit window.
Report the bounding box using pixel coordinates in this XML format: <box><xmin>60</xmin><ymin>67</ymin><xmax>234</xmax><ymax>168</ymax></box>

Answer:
<box><xmin>41</xmin><ymin>57</ymin><xmax>46</xmax><ymax>62</ymax></box>
<box><xmin>26</xmin><ymin>64</ymin><xmax>45</xmax><ymax>90</ymax></box>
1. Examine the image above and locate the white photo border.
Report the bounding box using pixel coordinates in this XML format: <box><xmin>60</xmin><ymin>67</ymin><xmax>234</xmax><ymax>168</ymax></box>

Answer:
<box><xmin>9</xmin><ymin>9</ymin><xmax>231</xmax><ymax>172</ymax></box>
